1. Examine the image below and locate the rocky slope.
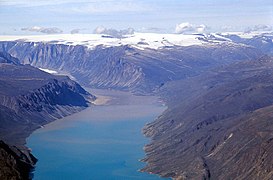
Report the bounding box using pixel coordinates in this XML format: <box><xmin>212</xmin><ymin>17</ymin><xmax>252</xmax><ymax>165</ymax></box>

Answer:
<box><xmin>0</xmin><ymin>140</ymin><xmax>37</xmax><ymax>180</ymax></box>
<box><xmin>0</xmin><ymin>41</ymin><xmax>262</xmax><ymax>94</ymax></box>
<box><xmin>142</xmin><ymin>56</ymin><xmax>273</xmax><ymax>179</ymax></box>
<box><xmin>0</xmin><ymin>52</ymin><xmax>95</xmax><ymax>179</ymax></box>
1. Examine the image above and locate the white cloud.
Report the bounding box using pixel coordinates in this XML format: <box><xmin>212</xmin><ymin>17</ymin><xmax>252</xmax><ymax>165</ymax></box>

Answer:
<box><xmin>93</xmin><ymin>26</ymin><xmax>134</xmax><ymax>38</ymax></box>
<box><xmin>196</xmin><ymin>24</ymin><xmax>207</xmax><ymax>33</ymax></box>
<box><xmin>245</xmin><ymin>24</ymin><xmax>272</xmax><ymax>32</ymax></box>
<box><xmin>70</xmin><ymin>29</ymin><xmax>81</xmax><ymax>34</ymax></box>
<box><xmin>94</xmin><ymin>26</ymin><xmax>106</xmax><ymax>34</ymax></box>
<box><xmin>175</xmin><ymin>22</ymin><xmax>207</xmax><ymax>34</ymax></box>
<box><xmin>21</xmin><ymin>26</ymin><xmax>63</xmax><ymax>34</ymax></box>
<box><xmin>175</xmin><ymin>22</ymin><xmax>194</xmax><ymax>34</ymax></box>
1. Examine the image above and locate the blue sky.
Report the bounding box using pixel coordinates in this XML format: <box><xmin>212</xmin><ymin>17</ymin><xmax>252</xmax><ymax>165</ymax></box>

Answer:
<box><xmin>0</xmin><ymin>0</ymin><xmax>272</xmax><ymax>34</ymax></box>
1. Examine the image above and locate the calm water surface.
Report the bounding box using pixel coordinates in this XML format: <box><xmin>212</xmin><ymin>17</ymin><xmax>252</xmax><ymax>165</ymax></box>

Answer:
<box><xmin>27</xmin><ymin>91</ymin><xmax>166</xmax><ymax>180</ymax></box>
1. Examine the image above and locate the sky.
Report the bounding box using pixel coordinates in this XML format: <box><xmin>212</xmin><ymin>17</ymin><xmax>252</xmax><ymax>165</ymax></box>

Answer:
<box><xmin>0</xmin><ymin>0</ymin><xmax>272</xmax><ymax>35</ymax></box>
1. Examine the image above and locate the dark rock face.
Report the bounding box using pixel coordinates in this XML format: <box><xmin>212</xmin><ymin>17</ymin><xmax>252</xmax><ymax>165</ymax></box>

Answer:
<box><xmin>0</xmin><ymin>52</ymin><xmax>95</xmax><ymax>179</ymax></box>
<box><xmin>142</xmin><ymin>56</ymin><xmax>273</xmax><ymax>179</ymax></box>
<box><xmin>0</xmin><ymin>140</ymin><xmax>37</xmax><ymax>180</ymax></box>
<box><xmin>0</xmin><ymin>41</ymin><xmax>262</xmax><ymax>94</ymax></box>
<box><xmin>0</xmin><ymin>58</ymin><xmax>94</xmax><ymax>145</ymax></box>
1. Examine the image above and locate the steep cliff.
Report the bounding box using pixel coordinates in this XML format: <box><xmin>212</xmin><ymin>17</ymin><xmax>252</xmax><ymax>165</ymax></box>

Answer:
<box><xmin>0</xmin><ymin>41</ymin><xmax>262</xmax><ymax>94</ymax></box>
<box><xmin>0</xmin><ymin>52</ymin><xmax>95</xmax><ymax>179</ymax></box>
<box><xmin>0</xmin><ymin>141</ymin><xmax>37</xmax><ymax>180</ymax></box>
<box><xmin>0</xmin><ymin>61</ymin><xmax>95</xmax><ymax>145</ymax></box>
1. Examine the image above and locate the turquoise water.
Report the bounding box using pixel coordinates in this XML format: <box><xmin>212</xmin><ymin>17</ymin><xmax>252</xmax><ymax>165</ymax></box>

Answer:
<box><xmin>27</xmin><ymin>101</ymin><xmax>166</xmax><ymax>180</ymax></box>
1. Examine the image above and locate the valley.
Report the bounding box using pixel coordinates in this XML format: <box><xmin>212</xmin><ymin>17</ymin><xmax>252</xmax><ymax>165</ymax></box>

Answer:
<box><xmin>0</xmin><ymin>31</ymin><xmax>273</xmax><ymax>179</ymax></box>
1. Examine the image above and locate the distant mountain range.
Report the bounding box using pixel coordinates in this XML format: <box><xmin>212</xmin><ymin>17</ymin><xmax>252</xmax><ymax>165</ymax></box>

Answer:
<box><xmin>0</xmin><ymin>31</ymin><xmax>270</xmax><ymax>93</ymax></box>
<box><xmin>0</xmin><ymin>31</ymin><xmax>272</xmax><ymax>179</ymax></box>
<box><xmin>0</xmin><ymin>31</ymin><xmax>272</xmax><ymax>52</ymax></box>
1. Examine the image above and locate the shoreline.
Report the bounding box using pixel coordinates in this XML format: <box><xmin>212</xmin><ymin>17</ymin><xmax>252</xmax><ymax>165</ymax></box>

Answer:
<box><xmin>26</xmin><ymin>88</ymin><xmax>167</xmax><ymax>179</ymax></box>
<box><xmin>86</xmin><ymin>88</ymin><xmax>164</xmax><ymax>106</ymax></box>
<box><xmin>29</xmin><ymin>88</ymin><xmax>165</xmax><ymax>133</ymax></box>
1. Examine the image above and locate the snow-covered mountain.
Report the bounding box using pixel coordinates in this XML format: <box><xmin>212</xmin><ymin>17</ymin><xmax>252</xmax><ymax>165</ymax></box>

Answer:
<box><xmin>0</xmin><ymin>31</ymin><xmax>272</xmax><ymax>50</ymax></box>
<box><xmin>0</xmin><ymin>33</ymin><xmax>205</xmax><ymax>49</ymax></box>
<box><xmin>0</xmin><ymin>32</ymin><xmax>265</xmax><ymax>93</ymax></box>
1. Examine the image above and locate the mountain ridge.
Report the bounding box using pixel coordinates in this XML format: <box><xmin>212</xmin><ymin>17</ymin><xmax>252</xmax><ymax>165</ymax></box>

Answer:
<box><xmin>0</xmin><ymin>31</ymin><xmax>271</xmax><ymax>50</ymax></box>
<box><xmin>0</xmin><ymin>52</ymin><xmax>95</xmax><ymax>179</ymax></box>
<box><xmin>142</xmin><ymin>56</ymin><xmax>273</xmax><ymax>179</ymax></box>
<box><xmin>0</xmin><ymin>40</ymin><xmax>263</xmax><ymax>94</ymax></box>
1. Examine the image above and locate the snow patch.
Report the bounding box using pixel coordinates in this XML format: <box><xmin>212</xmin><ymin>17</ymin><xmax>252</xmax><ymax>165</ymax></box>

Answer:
<box><xmin>39</xmin><ymin>68</ymin><xmax>58</xmax><ymax>74</ymax></box>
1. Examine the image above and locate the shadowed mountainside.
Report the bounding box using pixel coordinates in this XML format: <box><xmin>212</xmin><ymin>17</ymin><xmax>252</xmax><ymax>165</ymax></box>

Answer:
<box><xmin>0</xmin><ymin>52</ymin><xmax>95</xmax><ymax>179</ymax></box>
<box><xmin>0</xmin><ymin>59</ymin><xmax>95</xmax><ymax>145</ymax></box>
